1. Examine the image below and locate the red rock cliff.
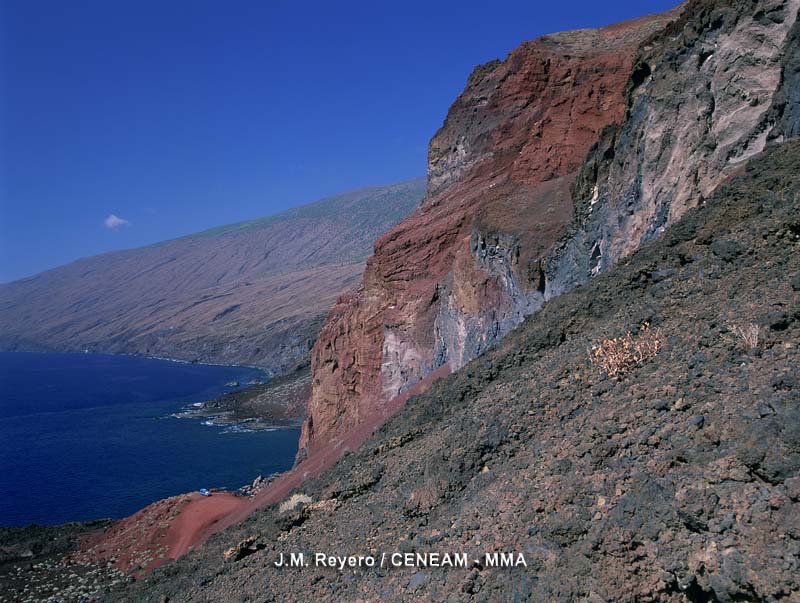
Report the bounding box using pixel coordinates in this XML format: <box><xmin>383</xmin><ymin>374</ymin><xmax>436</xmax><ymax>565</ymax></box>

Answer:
<box><xmin>300</xmin><ymin>9</ymin><xmax>681</xmax><ymax>455</ymax></box>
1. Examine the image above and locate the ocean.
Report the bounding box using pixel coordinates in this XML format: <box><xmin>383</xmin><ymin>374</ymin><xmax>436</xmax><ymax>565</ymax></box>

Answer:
<box><xmin>0</xmin><ymin>352</ymin><xmax>300</xmax><ymax>526</ymax></box>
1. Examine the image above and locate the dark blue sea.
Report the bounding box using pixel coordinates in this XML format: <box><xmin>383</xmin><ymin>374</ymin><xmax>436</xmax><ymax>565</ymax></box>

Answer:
<box><xmin>0</xmin><ymin>352</ymin><xmax>300</xmax><ymax>526</ymax></box>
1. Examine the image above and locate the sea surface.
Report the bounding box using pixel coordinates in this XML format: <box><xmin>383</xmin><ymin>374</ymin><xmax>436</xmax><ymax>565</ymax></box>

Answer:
<box><xmin>0</xmin><ymin>352</ymin><xmax>300</xmax><ymax>526</ymax></box>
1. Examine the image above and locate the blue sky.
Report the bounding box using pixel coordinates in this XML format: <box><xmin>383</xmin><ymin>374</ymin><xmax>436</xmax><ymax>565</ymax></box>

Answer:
<box><xmin>0</xmin><ymin>0</ymin><xmax>679</xmax><ymax>282</ymax></box>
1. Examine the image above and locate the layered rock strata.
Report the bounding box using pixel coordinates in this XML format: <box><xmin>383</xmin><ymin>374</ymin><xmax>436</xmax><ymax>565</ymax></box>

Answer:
<box><xmin>303</xmin><ymin>0</ymin><xmax>800</xmax><ymax>456</ymax></box>
<box><xmin>301</xmin><ymin>8</ymin><xmax>682</xmax><ymax>453</ymax></box>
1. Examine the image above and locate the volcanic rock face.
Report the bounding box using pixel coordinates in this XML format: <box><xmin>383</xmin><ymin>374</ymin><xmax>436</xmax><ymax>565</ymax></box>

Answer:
<box><xmin>303</xmin><ymin>0</ymin><xmax>800</xmax><ymax>456</ymax></box>
<box><xmin>548</xmin><ymin>0</ymin><xmax>800</xmax><ymax>296</ymax></box>
<box><xmin>301</xmin><ymin>9</ymin><xmax>680</xmax><ymax>453</ymax></box>
<box><xmin>0</xmin><ymin>180</ymin><xmax>424</xmax><ymax>375</ymax></box>
<box><xmin>115</xmin><ymin>138</ymin><xmax>800</xmax><ymax>603</ymax></box>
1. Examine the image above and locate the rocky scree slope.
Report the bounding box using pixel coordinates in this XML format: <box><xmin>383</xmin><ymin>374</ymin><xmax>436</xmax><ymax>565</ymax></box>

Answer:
<box><xmin>113</xmin><ymin>140</ymin><xmax>800</xmax><ymax>603</ymax></box>
<box><xmin>301</xmin><ymin>7</ymin><xmax>680</xmax><ymax>455</ymax></box>
<box><xmin>0</xmin><ymin>180</ymin><xmax>424</xmax><ymax>374</ymax></box>
<box><xmin>0</xmin><ymin>521</ymin><xmax>124</xmax><ymax>603</ymax></box>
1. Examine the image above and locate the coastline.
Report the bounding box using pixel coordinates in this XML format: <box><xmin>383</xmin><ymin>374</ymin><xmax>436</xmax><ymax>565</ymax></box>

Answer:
<box><xmin>0</xmin><ymin>347</ymin><xmax>272</xmax><ymax>373</ymax></box>
<box><xmin>173</xmin><ymin>366</ymin><xmax>310</xmax><ymax>433</ymax></box>
<box><xmin>0</xmin><ymin>352</ymin><xmax>300</xmax><ymax>529</ymax></box>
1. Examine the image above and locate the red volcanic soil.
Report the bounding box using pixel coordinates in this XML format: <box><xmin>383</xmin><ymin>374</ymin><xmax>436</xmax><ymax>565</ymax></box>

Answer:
<box><xmin>78</xmin><ymin>364</ymin><xmax>450</xmax><ymax>574</ymax></box>
<box><xmin>74</xmin><ymin>492</ymin><xmax>245</xmax><ymax>575</ymax></box>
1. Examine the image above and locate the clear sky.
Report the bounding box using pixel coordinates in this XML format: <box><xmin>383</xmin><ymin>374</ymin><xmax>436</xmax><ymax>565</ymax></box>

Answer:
<box><xmin>0</xmin><ymin>0</ymin><xmax>679</xmax><ymax>282</ymax></box>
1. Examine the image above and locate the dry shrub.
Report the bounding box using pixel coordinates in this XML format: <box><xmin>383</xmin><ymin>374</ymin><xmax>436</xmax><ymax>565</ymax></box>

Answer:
<box><xmin>729</xmin><ymin>322</ymin><xmax>760</xmax><ymax>350</ymax></box>
<box><xmin>590</xmin><ymin>322</ymin><xmax>665</xmax><ymax>377</ymax></box>
<box><xmin>278</xmin><ymin>493</ymin><xmax>312</xmax><ymax>514</ymax></box>
<box><xmin>405</xmin><ymin>479</ymin><xmax>447</xmax><ymax>515</ymax></box>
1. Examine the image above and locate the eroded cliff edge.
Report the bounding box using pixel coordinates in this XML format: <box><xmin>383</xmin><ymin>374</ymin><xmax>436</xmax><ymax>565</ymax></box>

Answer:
<box><xmin>301</xmin><ymin>0</ymin><xmax>800</xmax><ymax>457</ymax></box>
<box><xmin>548</xmin><ymin>0</ymin><xmax>800</xmax><ymax>295</ymax></box>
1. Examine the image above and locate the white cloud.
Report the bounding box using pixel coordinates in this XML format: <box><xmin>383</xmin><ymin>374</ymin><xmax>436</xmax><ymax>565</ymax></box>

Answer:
<box><xmin>104</xmin><ymin>213</ymin><xmax>130</xmax><ymax>231</ymax></box>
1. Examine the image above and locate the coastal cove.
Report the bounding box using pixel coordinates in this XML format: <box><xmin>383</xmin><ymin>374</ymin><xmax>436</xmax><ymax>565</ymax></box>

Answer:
<box><xmin>0</xmin><ymin>352</ymin><xmax>300</xmax><ymax>526</ymax></box>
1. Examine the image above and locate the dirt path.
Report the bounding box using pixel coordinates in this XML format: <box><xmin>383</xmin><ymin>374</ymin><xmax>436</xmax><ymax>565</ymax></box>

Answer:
<box><xmin>162</xmin><ymin>493</ymin><xmax>247</xmax><ymax>565</ymax></box>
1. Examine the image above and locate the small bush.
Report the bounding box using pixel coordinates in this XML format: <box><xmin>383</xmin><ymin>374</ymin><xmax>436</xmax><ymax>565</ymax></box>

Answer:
<box><xmin>278</xmin><ymin>493</ymin><xmax>312</xmax><ymax>514</ymax></box>
<box><xmin>590</xmin><ymin>322</ymin><xmax>665</xmax><ymax>377</ymax></box>
<box><xmin>729</xmin><ymin>322</ymin><xmax>760</xmax><ymax>350</ymax></box>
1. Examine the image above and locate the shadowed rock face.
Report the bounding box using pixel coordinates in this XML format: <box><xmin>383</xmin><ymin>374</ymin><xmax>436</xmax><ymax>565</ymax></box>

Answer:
<box><xmin>301</xmin><ymin>8</ymin><xmax>681</xmax><ymax>454</ymax></box>
<box><xmin>302</xmin><ymin>0</ymin><xmax>800</xmax><ymax>457</ymax></box>
<box><xmin>0</xmin><ymin>180</ymin><xmax>424</xmax><ymax>374</ymax></box>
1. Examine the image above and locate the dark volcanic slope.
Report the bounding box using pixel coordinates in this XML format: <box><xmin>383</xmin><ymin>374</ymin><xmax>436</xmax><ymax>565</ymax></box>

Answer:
<box><xmin>117</xmin><ymin>142</ymin><xmax>800</xmax><ymax>602</ymax></box>
<box><xmin>0</xmin><ymin>179</ymin><xmax>425</xmax><ymax>372</ymax></box>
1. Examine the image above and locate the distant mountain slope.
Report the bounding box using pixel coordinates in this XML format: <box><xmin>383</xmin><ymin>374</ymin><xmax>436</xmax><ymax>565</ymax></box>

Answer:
<box><xmin>0</xmin><ymin>179</ymin><xmax>425</xmax><ymax>373</ymax></box>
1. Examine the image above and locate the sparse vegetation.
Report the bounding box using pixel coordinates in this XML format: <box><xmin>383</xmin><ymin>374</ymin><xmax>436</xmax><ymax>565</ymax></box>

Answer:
<box><xmin>589</xmin><ymin>322</ymin><xmax>665</xmax><ymax>377</ymax></box>
<box><xmin>278</xmin><ymin>493</ymin><xmax>312</xmax><ymax>514</ymax></box>
<box><xmin>728</xmin><ymin>322</ymin><xmax>760</xmax><ymax>351</ymax></box>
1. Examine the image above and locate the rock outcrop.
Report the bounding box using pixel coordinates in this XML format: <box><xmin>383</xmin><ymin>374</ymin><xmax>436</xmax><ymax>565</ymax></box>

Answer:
<box><xmin>301</xmin><ymin>8</ymin><xmax>681</xmax><ymax>454</ymax></box>
<box><xmin>0</xmin><ymin>180</ymin><xmax>424</xmax><ymax>375</ymax></box>
<box><xmin>548</xmin><ymin>0</ymin><xmax>800</xmax><ymax>296</ymax></box>
<box><xmin>302</xmin><ymin>0</ymin><xmax>800</xmax><ymax>457</ymax></box>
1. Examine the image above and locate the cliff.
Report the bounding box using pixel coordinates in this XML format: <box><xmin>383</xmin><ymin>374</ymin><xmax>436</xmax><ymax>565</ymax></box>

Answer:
<box><xmin>301</xmin><ymin>8</ymin><xmax>681</xmax><ymax>454</ymax></box>
<box><xmin>107</xmin><ymin>137</ymin><xmax>800</xmax><ymax>603</ymax></box>
<box><xmin>0</xmin><ymin>179</ymin><xmax>424</xmax><ymax>375</ymax></box>
<box><xmin>302</xmin><ymin>0</ymin><xmax>800</xmax><ymax>456</ymax></box>
<box><xmin>548</xmin><ymin>0</ymin><xmax>800</xmax><ymax>295</ymax></box>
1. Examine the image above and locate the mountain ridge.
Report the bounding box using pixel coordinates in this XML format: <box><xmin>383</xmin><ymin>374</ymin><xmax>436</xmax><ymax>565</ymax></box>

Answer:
<box><xmin>0</xmin><ymin>178</ymin><xmax>425</xmax><ymax>373</ymax></box>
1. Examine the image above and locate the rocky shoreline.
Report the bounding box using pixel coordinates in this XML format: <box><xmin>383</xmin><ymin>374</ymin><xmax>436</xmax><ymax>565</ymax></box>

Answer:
<box><xmin>172</xmin><ymin>366</ymin><xmax>310</xmax><ymax>431</ymax></box>
<box><xmin>0</xmin><ymin>467</ymin><xmax>286</xmax><ymax>602</ymax></box>
<box><xmin>0</xmin><ymin>364</ymin><xmax>307</xmax><ymax>601</ymax></box>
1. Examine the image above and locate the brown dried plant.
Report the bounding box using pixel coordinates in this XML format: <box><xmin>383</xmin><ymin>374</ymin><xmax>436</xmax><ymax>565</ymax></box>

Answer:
<box><xmin>590</xmin><ymin>322</ymin><xmax>665</xmax><ymax>377</ymax></box>
<box><xmin>729</xmin><ymin>322</ymin><xmax>760</xmax><ymax>350</ymax></box>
